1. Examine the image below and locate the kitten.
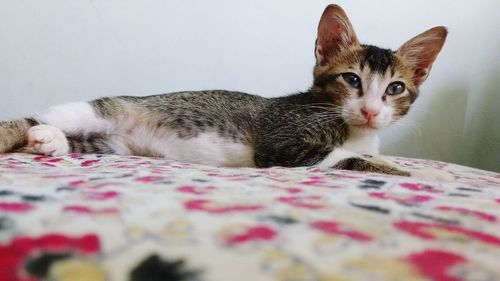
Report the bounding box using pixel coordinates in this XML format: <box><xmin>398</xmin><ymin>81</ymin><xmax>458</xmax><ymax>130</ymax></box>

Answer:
<box><xmin>0</xmin><ymin>5</ymin><xmax>451</xmax><ymax>180</ymax></box>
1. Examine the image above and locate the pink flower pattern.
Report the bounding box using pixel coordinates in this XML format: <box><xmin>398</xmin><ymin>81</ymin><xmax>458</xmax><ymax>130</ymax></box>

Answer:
<box><xmin>0</xmin><ymin>153</ymin><xmax>499</xmax><ymax>280</ymax></box>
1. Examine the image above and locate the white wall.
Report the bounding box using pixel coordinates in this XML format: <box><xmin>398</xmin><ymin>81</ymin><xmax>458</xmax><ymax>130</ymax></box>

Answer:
<box><xmin>1</xmin><ymin>0</ymin><xmax>499</xmax><ymax>171</ymax></box>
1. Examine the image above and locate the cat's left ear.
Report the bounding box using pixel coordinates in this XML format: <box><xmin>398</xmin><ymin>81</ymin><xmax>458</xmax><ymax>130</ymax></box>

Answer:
<box><xmin>315</xmin><ymin>5</ymin><xmax>359</xmax><ymax>66</ymax></box>
<box><xmin>397</xmin><ymin>26</ymin><xmax>448</xmax><ymax>86</ymax></box>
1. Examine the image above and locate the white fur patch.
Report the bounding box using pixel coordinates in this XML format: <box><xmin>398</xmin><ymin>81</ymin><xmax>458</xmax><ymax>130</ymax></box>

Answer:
<box><xmin>364</xmin><ymin>76</ymin><xmax>383</xmax><ymax>110</ymax></box>
<box><xmin>35</xmin><ymin>102</ymin><xmax>112</xmax><ymax>135</ymax></box>
<box><xmin>341</xmin><ymin>129</ymin><xmax>380</xmax><ymax>155</ymax></box>
<box><xmin>110</xmin><ymin>124</ymin><xmax>255</xmax><ymax>167</ymax></box>
<box><xmin>157</xmin><ymin>132</ymin><xmax>254</xmax><ymax>167</ymax></box>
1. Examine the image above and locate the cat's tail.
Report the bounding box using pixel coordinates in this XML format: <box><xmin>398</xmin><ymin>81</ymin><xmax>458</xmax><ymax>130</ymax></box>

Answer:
<box><xmin>0</xmin><ymin>118</ymin><xmax>39</xmax><ymax>153</ymax></box>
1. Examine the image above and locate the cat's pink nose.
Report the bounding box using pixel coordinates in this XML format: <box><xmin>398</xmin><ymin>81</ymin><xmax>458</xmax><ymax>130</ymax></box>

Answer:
<box><xmin>360</xmin><ymin>107</ymin><xmax>379</xmax><ymax>121</ymax></box>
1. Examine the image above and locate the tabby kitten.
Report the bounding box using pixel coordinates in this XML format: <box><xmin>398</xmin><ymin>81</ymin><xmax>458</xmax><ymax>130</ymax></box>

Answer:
<box><xmin>0</xmin><ymin>5</ymin><xmax>451</xmax><ymax>180</ymax></box>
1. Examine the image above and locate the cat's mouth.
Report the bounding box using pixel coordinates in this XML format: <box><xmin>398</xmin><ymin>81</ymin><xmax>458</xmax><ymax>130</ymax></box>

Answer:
<box><xmin>351</xmin><ymin>121</ymin><xmax>378</xmax><ymax>130</ymax></box>
<box><xmin>355</xmin><ymin>124</ymin><xmax>376</xmax><ymax>129</ymax></box>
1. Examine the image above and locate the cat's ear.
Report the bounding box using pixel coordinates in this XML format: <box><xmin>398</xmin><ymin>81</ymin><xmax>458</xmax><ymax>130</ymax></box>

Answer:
<box><xmin>397</xmin><ymin>26</ymin><xmax>448</xmax><ymax>86</ymax></box>
<box><xmin>315</xmin><ymin>5</ymin><xmax>359</xmax><ymax>66</ymax></box>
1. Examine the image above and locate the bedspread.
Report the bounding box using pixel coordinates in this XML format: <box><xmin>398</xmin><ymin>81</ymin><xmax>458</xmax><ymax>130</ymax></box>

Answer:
<box><xmin>0</xmin><ymin>153</ymin><xmax>499</xmax><ymax>281</ymax></box>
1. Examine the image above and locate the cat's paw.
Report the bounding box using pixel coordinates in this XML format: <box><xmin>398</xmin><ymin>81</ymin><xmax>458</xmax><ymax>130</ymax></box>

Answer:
<box><xmin>27</xmin><ymin>125</ymin><xmax>69</xmax><ymax>156</ymax></box>
<box><xmin>409</xmin><ymin>168</ymin><xmax>455</xmax><ymax>182</ymax></box>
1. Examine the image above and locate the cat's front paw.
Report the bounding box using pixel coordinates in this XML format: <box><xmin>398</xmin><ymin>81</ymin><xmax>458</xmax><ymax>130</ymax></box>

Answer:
<box><xmin>28</xmin><ymin>125</ymin><xmax>69</xmax><ymax>156</ymax></box>
<box><xmin>409</xmin><ymin>168</ymin><xmax>455</xmax><ymax>182</ymax></box>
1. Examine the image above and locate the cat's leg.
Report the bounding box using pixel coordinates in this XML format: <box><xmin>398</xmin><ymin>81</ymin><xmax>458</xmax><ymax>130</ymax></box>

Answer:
<box><xmin>11</xmin><ymin>102</ymin><xmax>112</xmax><ymax>156</ymax></box>
<box><xmin>31</xmin><ymin>102</ymin><xmax>116</xmax><ymax>156</ymax></box>
<box><xmin>317</xmin><ymin>148</ymin><xmax>408</xmax><ymax>176</ymax></box>
<box><xmin>333</xmin><ymin>156</ymin><xmax>411</xmax><ymax>176</ymax></box>
<box><xmin>0</xmin><ymin>118</ymin><xmax>69</xmax><ymax>156</ymax></box>
<box><xmin>318</xmin><ymin>148</ymin><xmax>454</xmax><ymax>181</ymax></box>
<box><xmin>365</xmin><ymin>155</ymin><xmax>455</xmax><ymax>181</ymax></box>
<box><xmin>0</xmin><ymin>118</ymin><xmax>39</xmax><ymax>153</ymax></box>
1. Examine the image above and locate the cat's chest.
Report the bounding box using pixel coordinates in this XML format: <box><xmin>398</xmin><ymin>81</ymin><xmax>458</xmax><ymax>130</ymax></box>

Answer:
<box><xmin>340</xmin><ymin>131</ymin><xmax>380</xmax><ymax>155</ymax></box>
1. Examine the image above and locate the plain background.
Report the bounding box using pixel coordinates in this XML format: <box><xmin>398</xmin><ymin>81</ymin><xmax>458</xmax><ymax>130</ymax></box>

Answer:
<box><xmin>1</xmin><ymin>0</ymin><xmax>499</xmax><ymax>172</ymax></box>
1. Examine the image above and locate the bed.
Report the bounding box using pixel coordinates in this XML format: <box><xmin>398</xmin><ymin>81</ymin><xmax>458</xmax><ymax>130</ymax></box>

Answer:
<box><xmin>1</xmin><ymin>153</ymin><xmax>499</xmax><ymax>281</ymax></box>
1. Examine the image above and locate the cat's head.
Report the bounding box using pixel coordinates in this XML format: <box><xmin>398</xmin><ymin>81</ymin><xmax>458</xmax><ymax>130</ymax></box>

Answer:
<box><xmin>311</xmin><ymin>4</ymin><xmax>447</xmax><ymax>132</ymax></box>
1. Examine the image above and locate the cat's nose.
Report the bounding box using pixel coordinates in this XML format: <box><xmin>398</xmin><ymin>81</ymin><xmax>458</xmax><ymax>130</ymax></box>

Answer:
<box><xmin>360</xmin><ymin>107</ymin><xmax>380</xmax><ymax>121</ymax></box>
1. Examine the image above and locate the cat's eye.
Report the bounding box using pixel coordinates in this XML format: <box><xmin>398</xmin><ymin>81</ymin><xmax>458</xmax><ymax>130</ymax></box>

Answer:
<box><xmin>341</xmin><ymin>73</ymin><xmax>361</xmax><ymax>89</ymax></box>
<box><xmin>386</xmin><ymin>82</ymin><xmax>405</xmax><ymax>96</ymax></box>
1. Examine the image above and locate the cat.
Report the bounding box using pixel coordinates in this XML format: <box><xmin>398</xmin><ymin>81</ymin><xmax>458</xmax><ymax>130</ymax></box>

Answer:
<box><xmin>0</xmin><ymin>4</ymin><xmax>452</xmax><ymax>181</ymax></box>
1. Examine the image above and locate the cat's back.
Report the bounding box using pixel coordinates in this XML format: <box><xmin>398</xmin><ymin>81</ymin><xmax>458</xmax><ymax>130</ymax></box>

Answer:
<box><xmin>141</xmin><ymin>90</ymin><xmax>268</xmax><ymax>116</ymax></box>
<box><xmin>135</xmin><ymin>90</ymin><xmax>268</xmax><ymax>140</ymax></box>
<box><xmin>96</xmin><ymin>90</ymin><xmax>268</xmax><ymax>131</ymax></box>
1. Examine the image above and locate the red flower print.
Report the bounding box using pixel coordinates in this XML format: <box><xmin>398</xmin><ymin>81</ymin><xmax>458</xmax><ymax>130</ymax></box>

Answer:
<box><xmin>80</xmin><ymin>159</ymin><xmax>100</xmax><ymax>167</ymax></box>
<box><xmin>68</xmin><ymin>180</ymin><xmax>87</xmax><ymax>188</ymax></box>
<box><xmin>394</xmin><ymin>221</ymin><xmax>500</xmax><ymax>246</ymax></box>
<box><xmin>33</xmin><ymin>156</ymin><xmax>46</xmax><ymax>161</ymax></box>
<box><xmin>300</xmin><ymin>176</ymin><xmax>344</xmax><ymax>187</ymax></box>
<box><xmin>63</xmin><ymin>205</ymin><xmax>119</xmax><ymax>215</ymax></box>
<box><xmin>176</xmin><ymin>185</ymin><xmax>215</xmax><ymax>195</ymax></box>
<box><xmin>276</xmin><ymin>196</ymin><xmax>327</xmax><ymax>209</ymax></box>
<box><xmin>223</xmin><ymin>225</ymin><xmax>277</xmax><ymax>245</ymax></box>
<box><xmin>67</xmin><ymin>180</ymin><xmax>122</xmax><ymax>189</ymax></box>
<box><xmin>300</xmin><ymin>177</ymin><xmax>326</xmax><ymax>186</ymax></box>
<box><xmin>72</xmin><ymin>235</ymin><xmax>100</xmax><ymax>254</ymax></box>
<box><xmin>0</xmin><ymin>233</ymin><xmax>100</xmax><ymax>281</ymax></box>
<box><xmin>436</xmin><ymin>206</ymin><xmax>497</xmax><ymax>223</ymax></box>
<box><xmin>0</xmin><ymin>202</ymin><xmax>33</xmax><ymax>213</ymax></box>
<box><xmin>135</xmin><ymin>176</ymin><xmax>164</xmax><ymax>183</ymax></box>
<box><xmin>184</xmin><ymin>199</ymin><xmax>262</xmax><ymax>214</ymax></box>
<box><xmin>369</xmin><ymin>192</ymin><xmax>433</xmax><ymax>204</ymax></box>
<box><xmin>405</xmin><ymin>249</ymin><xmax>466</xmax><ymax>281</ymax></box>
<box><xmin>32</xmin><ymin>156</ymin><xmax>64</xmax><ymax>163</ymax></box>
<box><xmin>84</xmin><ymin>191</ymin><xmax>119</xmax><ymax>201</ymax></box>
<box><xmin>310</xmin><ymin>220</ymin><xmax>372</xmax><ymax>242</ymax></box>
<box><xmin>34</xmin><ymin>156</ymin><xmax>63</xmax><ymax>163</ymax></box>
<box><xmin>400</xmin><ymin>182</ymin><xmax>443</xmax><ymax>193</ymax></box>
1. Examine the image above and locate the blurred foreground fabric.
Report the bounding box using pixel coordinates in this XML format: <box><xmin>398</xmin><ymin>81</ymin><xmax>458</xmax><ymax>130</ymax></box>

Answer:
<box><xmin>1</xmin><ymin>153</ymin><xmax>499</xmax><ymax>281</ymax></box>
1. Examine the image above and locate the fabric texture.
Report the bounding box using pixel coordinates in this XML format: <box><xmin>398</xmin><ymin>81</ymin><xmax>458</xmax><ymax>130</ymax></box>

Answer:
<box><xmin>0</xmin><ymin>153</ymin><xmax>499</xmax><ymax>281</ymax></box>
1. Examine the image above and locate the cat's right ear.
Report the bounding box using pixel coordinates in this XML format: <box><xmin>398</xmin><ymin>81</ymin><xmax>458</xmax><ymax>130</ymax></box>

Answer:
<box><xmin>396</xmin><ymin>27</ymin><xmax>448</xmax><ymax>86</ymax></box>
<box><xmin>315</xmin><ymin>5</ymin><xmax>359</xmax><ymax>66</ymax></box>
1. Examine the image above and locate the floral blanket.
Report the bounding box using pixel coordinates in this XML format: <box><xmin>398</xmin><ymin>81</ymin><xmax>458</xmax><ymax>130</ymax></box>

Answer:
<box><xmin>0</xmin><ymin>153</ymin><xmax>499</xmax><ymax>281</ymax></box>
